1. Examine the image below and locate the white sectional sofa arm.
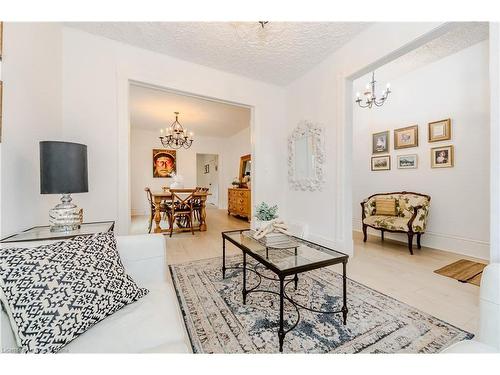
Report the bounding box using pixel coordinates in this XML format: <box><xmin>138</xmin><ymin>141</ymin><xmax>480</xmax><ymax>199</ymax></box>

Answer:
<box><xmin>442</xmin><ymin>263</ymin><xmax>500</xmax><ymax>353</ymax></box>
<box><xmin>116</xmin><ymin>234</ymin><xmax>167</xmax><ymax>285</ymax></box>
<box><xmin>478</xmin><ymin>263</ymin><xmax>500</xmax><ymax>350</ymax></box>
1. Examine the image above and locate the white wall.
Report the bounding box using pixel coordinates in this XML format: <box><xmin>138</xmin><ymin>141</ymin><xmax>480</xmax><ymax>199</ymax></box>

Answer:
<box><xmin>0</xmin><ymin>23</ymin><xmax>62</xmax><ymax>237</ymax></box>
<box><xmin>130</xmin><ymin>127</ymin><xmax>249</xmax><ymax>215</ymax></box>
<box><xmin>490</xmin><ymin>22</ymin><xmax>500</xmax><ymax>263</ymax></box>
<box><xmin>284</xmin><ymin>23</ymin><xmax>446</xmax><ymax>254</ymax></box>
<box><xmin>220</xmin><ymin>126</ymin><xmax>252</xmax><ymax>195</ymax></box>
<box><xmin>352</xmin><ymin>42</ymin><xmax>490</xmax><ymax>259</ymax></box>
<box><xmin>61</xmin><ymin>27</ymin><xmax>285</xmax><ymax>234</ymax></box>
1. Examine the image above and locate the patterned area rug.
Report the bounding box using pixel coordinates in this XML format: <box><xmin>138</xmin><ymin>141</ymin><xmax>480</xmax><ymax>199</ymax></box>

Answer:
<box><xmin>169</xmin><ymin>255</ymin><xmax>473</xmax><ymax>353</ymax></box>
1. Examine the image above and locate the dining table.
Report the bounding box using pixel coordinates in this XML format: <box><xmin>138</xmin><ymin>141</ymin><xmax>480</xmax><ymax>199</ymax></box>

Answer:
<box><xmin>151</xmin><ymin>189</ymin><xmax>211</xmax><ymax>234</ymax></box>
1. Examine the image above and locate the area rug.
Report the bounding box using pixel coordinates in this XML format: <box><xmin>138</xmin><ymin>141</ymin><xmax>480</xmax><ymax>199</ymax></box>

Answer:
<box><xmin>169</xmin><ymin>255</ymin><xmax>473</xmax><ymax>353</ymax></box>
<box><xmin>434</xmin><ymin>259</ymin><xmax>487</xmax><ymax>286</ymax></box>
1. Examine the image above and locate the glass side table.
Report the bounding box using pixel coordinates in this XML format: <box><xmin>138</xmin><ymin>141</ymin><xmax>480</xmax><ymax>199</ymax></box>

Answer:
<box><xmin>0</xmin><ymin>221</ymin><xmax>115</xmax><ymax>243</ymax></box>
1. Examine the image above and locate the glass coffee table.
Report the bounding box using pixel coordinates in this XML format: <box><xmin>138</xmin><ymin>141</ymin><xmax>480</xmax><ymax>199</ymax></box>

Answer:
<box><xmin>222</xmin><ymin>229</ymin><xmax>349</xmax><ymax>352</ymax></box>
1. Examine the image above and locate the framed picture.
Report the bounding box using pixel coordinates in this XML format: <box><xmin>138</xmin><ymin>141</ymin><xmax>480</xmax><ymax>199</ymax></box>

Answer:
<box><xmin>152</xmin><ymin>149</ymin><xmax>176</xmax><ymax>178</ymax></box>
<box><xmin>397</xmin><ymin>154</ymin><xmax>418</xmax><ymax>169</ymax></box>
<box><xmin>394</xmin><ymin>125</ymin><xmax>418</xmax><ymax>149</ymax></box>
<box><xmin>372</xmin><ymin>131</ymin><xmax>389</xmax><ymax>154</ymax></box>
<box><xmin>428</xmin><ymin>118</ymin><xmax>451</xmax><ymax>142</ymax></box>
<box><xmin>431</xmin><ymin>145</ymin><xmax>454</xmax><ymax>168</ymax></box>
<box><xmin>371</xmin><ymin>155</ymin><xmax>391</xmax><ymax>171</ymax></box>
<box><xmin>204</xmin><ymin>164</ymin><xmax>209</xmax><ymax>174</ymax></box>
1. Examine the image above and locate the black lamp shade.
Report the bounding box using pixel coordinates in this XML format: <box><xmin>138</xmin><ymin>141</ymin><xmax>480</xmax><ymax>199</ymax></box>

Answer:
<box><xmin>40</xmin><ymin>141</ymin><xmax>88</xmax><ymax>194</ymax></box>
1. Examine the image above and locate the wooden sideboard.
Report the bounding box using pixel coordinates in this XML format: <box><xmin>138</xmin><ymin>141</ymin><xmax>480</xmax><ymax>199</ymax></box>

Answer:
<box><xmin>228</xmin><ymin>188</ymin><xmax>251</xmax><ymax>221</ymax></box>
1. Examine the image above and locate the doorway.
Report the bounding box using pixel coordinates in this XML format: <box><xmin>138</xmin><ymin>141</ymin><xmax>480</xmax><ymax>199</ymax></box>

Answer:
<box><xmin>196</xmin><ymin>153</ymin><xmax>219</xmax><ymax>207</ymax></box>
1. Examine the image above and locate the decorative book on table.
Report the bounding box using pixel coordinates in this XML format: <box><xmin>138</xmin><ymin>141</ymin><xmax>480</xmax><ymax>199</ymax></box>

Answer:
<box><xmin>246</xmin><ymin>230</ymin><xmax>297</xmax><ymax>247</ymax></box>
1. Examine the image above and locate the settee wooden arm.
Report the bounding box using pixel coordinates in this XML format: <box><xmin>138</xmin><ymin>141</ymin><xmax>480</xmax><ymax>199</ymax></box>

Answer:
<box><xmin>407</xmin><ymin>205</ymin><xmax>424</xmax><ymax>231</ymax></box>
<box><xmin>360</xmin><ymin>200</ymin><xmax>368</xmax><ymax>220</ymax></box>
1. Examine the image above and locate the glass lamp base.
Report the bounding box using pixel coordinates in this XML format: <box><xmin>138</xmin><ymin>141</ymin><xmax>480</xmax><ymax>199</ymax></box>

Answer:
<box><xmin>49</xmin><ymin>193</ymin><xmax>83</xmax><ymax>232</ymax></box>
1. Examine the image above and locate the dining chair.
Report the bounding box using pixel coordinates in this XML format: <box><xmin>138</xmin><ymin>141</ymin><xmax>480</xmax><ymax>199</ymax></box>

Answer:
<box><xmin>193</xmin><ymin>187</ymin><xmax>209</xmax><ymax>222</ymax></box>
<box><xmin>144</xmin><ymin>187</ymin><xmax>168</xmax><ymax>233</ymax></box>
<box><xmin>165</xmin><ymin>189</ymin><xmax>197</xmax><ymax>237</ymax></box>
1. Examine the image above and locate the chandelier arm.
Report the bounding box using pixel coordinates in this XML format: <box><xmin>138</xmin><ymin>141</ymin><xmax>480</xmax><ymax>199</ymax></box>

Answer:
<box><xmin>356</xmin><ymin>102</ymin><xmax>371</xmax><ymax>109</ymax></box>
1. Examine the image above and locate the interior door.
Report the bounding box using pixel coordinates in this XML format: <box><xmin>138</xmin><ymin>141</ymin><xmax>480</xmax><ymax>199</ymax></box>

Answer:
<box><xmin>207</xmin><ymin>157</ymin><xmax>218</xmax><ymax>206</ymax></box>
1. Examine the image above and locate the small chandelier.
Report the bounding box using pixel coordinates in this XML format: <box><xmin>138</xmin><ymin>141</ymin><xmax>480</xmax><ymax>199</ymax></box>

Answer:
<box><xmin>159</xmin><ymin>112</ymin><xmax>194</xmax><ymax>149</ymax></box>
<box><xmin>355</xmin><ymin>71</ymin><xmax>391</xmax><ymax>109</ymax></box>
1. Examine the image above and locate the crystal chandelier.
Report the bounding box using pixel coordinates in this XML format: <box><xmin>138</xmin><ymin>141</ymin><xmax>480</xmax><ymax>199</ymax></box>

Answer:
<box><xmin>355</xmin><ymin>71</ymin><xmax>392</xmax><ymax>109</ymax></box>
<box><xmin>159</xmin><ymin>112</ymin><xmax>194</xmax><ymax>149</ymax></box>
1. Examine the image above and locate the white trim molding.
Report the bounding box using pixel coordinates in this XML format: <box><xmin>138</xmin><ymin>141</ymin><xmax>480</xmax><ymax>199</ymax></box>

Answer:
<box><xmin>490</xmin><ymin>22</ymin><xmax>500</xmax><ymax>263</ymax></box>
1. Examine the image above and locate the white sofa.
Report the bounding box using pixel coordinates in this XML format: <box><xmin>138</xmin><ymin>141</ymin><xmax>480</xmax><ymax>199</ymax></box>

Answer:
<box><xmin>0</xmin><ymin>234</ymin><xmax>191</xmax><ymax>353</ymax></box>
<box><xmin>442</xmin><ymin>263</ymin><xmax>500</xmax><ymax>353</ymax></box>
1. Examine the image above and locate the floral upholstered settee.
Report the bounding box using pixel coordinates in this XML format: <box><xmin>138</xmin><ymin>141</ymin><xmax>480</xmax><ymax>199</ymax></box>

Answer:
<box><xmin>360</xmin><ymin>191</ymin><xmax>431</xmax><ymax>254</ymax></box>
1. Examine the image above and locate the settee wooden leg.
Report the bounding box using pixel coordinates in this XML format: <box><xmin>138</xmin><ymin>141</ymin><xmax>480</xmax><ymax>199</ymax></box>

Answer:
<box><xmin>362</xmin><ymin>224</ymin><xmax>367</xmax><ymax>242</ymax></box>
<box><xmin>417</xmin><ymin>233</ymin><xmax>422</xmax><ymax>249</ymax></box>
<box><xmin>407</xmin><ymin>232</ymin><xmax>414</xmax><ymax>255</ymax></box>
<box><xmin>381</xmin><ymin>230</ymin><xmax>385</xmax><ymax>241</ymax></box>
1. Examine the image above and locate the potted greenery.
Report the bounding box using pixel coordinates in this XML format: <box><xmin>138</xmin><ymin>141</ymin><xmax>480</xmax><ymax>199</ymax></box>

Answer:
<box><xmin>254</xmin><ymin>202</ymin><xmax>279</xmax><ymax>230</ymax></box>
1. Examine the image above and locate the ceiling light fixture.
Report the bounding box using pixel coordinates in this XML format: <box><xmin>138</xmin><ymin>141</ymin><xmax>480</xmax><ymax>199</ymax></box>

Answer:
<box><xmin>232</xmin><ymin>21</ymin><xmax>285</xmax><ymax>47</ymax></box>
<box><xmin>355</xmin><ymin>71</ymin><xmax>391</xmax><ymax>109</ymax></box>
<box><xmin>159</xmin><ymin>112</ymin><xmax>194</xmax><ymax>149</ymax></box>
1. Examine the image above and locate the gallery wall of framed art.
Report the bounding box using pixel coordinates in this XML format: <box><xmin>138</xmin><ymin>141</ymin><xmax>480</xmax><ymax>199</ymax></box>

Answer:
<box><xmin>352</xmin><ymin>40</ymin><xmax>489</xmax><ymax>258</ymax></box>
<box><xmin>369</xmin><ymin>119</ymin><xmax>454</xmax><ymax>171</ymax></box>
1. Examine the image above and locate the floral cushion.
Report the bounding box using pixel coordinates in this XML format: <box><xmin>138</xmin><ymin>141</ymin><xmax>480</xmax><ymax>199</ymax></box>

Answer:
<box><xmin>363</xmin><ymin>193</ymin><xmax>430</xmax><ymax>232</ymax></box>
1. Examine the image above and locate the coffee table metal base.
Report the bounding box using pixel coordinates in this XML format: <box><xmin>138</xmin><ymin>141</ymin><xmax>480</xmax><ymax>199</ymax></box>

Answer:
<box><xmin>224</xmin><ymin>254</ymin><xmax>348</xmax><ymax>353</ymax></box>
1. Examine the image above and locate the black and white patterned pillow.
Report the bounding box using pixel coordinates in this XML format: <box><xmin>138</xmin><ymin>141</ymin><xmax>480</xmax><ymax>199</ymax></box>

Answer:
<box><xmin>0</xmin><ymin>232</ymin><xmax>148</xmax><ymax>353</ymax></box>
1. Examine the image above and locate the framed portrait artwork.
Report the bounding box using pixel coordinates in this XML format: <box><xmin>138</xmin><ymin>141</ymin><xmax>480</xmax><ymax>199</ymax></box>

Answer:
<box><xmin>428</xmin><ymin>118</ymin><xmax>451</xmax><ymax>142</ymax></box>
<box><xmin>371</xmin><ymin>155</ymin><xmax>391</xmax><ymax>171</ymax></box>
<box><xmin>394</xmin><ymin>125</ymin><xmax>418</xmax><ymax>149</ymax></box>
<box><xmin>431</xmin><ymin>145</ymin><xmax>454</xmax><ymax>168</ymax></box>
<box><xmin>372</xmin><ymin>131</ymin><xmax>389</xmax><ymax>154</ymax></box>
<box><xmin>152</xmin><ymin>149</ymin><xmax>176</xmax><ymax>178</ymax></box>
<box><xmin>397</xmin><ymin>154</ymin><xmax>418</xmax><ymax>169</ymax></box>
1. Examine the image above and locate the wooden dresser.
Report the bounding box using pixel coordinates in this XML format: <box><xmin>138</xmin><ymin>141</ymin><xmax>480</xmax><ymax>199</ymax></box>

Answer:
<box><xmin>228</xmin><ymin>188</ymin><xmax>251</xmax><ymax>221</ymax></box>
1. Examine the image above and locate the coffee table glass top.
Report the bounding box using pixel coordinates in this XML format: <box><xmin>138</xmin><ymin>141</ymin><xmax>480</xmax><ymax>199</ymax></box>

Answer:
<box><xmin>224</xmin><ymin>230</ymin><xmax>347</xmax><ymax>272</ymax></box>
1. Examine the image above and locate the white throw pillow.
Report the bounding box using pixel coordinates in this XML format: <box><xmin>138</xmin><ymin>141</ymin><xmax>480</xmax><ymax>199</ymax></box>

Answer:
<box><xmin>0</xmin><ymin>232</ymin><xmax>148</xmax><ymax>353</ymax></box>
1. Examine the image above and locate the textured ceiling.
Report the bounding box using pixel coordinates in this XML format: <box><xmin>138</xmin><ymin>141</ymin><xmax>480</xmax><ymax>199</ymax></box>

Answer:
<box><xmin>355</xmin><ymin>22</ymin><xmax>489</xmax><ymax>88</ymax></box>
<box><xmin>67</xmin><ymin>22</ymin><xmax>371</xmax><ymax>85</ymax></box>
<box><xmin>130</xmin><ymin>84</ymin><xmax>251</xmax><ymax>138</ymax></box>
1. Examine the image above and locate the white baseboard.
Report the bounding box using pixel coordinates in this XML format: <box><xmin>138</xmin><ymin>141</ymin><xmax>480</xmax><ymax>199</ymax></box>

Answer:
<box><xmin>352</xmin><ymin>218</ymin><xmax>489</xmax><ymax>260</ymax></box>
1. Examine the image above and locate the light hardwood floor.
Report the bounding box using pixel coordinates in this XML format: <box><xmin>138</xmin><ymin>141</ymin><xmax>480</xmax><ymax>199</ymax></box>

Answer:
<box><xmin>131</xmin><ymin>207</ymin><xmax>480</xmax><ymax>335</ymax></box>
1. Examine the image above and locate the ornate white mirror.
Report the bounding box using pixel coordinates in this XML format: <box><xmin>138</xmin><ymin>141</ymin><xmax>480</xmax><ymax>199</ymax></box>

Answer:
<box><xmin>288</xmin><ymin>120</ymin><xmax>325</xmax><ymax>191</ymax></box>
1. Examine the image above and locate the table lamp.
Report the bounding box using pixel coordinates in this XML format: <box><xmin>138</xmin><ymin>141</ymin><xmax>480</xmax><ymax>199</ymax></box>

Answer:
<box><xmin>40</xmin><ymin>141</ymin><xmax>88</xmax><ymax>232</ymax></box>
